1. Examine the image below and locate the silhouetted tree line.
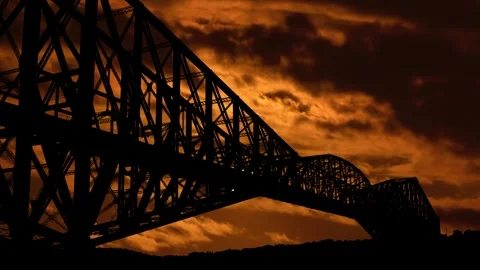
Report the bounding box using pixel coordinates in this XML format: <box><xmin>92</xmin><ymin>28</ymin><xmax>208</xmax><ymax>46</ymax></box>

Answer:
<box><xmin>1</xmin><ymin>230</ymin><xmax>479</xmax><ymax>263</ymax></box>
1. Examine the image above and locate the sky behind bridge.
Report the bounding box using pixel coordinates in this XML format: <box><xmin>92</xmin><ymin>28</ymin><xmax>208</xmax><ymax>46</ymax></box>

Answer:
<box><xmin>0</xmin><ymin>0</ymin><xmax>478</xmax><ymax>256</ymax></box>
<box><xmin>100</xmin><ymin>0</ymin><xmax>480</xmax><ymax>255</ymax></box>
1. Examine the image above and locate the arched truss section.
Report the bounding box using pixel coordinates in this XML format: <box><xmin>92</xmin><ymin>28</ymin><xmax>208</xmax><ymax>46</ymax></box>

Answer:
<box><xmin>370</xmin><ymin>177</ymin><xmax>438</xmax><ymax>221</ymax></box>
<box><xmin>360</xmin><ymin>177</ymin><xmax>440</xmax><ymax>239</ymax></box>
<box><xmin>286</xmin><ymin>156</ymin><xmax>439</xmax><ymax>239</ymax></box>
<box><xmin>292</xmin><ymin>154</ymin><xmax>371</xmax><ymax>205</ymax></box>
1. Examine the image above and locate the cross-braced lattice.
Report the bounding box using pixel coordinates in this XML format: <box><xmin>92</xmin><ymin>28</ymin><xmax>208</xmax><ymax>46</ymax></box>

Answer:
<box><xmin>0</xmin><ymin>0</ymin><xmax>440</xmax><ymax>249</ymax></box>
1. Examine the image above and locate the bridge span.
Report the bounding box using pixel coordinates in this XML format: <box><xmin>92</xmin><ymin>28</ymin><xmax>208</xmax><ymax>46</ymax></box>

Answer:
<box><xmin>0</xmin><ymin>0</ymin><xmax>439</xmax><ymax>249</ymax></box>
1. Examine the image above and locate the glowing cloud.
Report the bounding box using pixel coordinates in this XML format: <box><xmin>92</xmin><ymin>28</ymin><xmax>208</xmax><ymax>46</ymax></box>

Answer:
<box><xmin>265</xmin><ymin>231</ymin><xmax>300</xmax><ymax>245</ymax></box>
<box><xmin>101</xmin><ymin>216</ymin><xmax>246</xmax><ymax>254</ymax></box>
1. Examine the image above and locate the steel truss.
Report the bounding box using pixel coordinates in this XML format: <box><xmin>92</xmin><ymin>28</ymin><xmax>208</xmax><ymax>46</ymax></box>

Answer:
<box><xmin>0</xmin><ymin>0</ymin><xmax>439</xmax><ymax>249</ymax></box>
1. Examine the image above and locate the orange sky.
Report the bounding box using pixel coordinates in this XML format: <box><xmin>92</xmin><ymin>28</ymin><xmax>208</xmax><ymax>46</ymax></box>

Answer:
<box><xmin>100</xmin><ymin>0</ymin><xmax>480</xmax><ymax>255</ymax></box>
<box><xmin>1</xmin><ymin>0</ymin><xmax>480</xmax><ymax>256</ymax></box>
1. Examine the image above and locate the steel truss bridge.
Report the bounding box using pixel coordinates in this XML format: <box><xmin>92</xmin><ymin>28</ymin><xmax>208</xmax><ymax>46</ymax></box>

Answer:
<box><xmin>0</xmin><ymin>0</ymin><xmax>439</xmax><ymax>250</ymax></box>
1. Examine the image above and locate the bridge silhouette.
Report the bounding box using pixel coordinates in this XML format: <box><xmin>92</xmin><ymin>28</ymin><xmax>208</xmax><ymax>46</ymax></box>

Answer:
<box><xmin>0</xmin><ymin>0</ymin><xmax>439</xmax><ymax>251</ymax></box>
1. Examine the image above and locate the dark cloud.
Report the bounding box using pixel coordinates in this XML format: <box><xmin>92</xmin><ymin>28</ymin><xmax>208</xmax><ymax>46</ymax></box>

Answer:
<box><xmin>340</xmin><ymin>154</ymin><xmax>412</xmax><ymax>183</ymax></box>
<box><xmin>242</xmin><ymin>74</ymin><xmax>256</xmax><ymax>86</ymax></box>
<box><xmin>329</xmin><ymin>99</ymin><xmax>389</xmax><ymax>121</ymax></box>
<box><xmin>330</xmin><ymin>102</ymin><xmax>357</xmax><ymax>114</ymax></box>
<box><xmin>176</xmin><ymin>9</ymin><xmax>480</xmax><ymax>156</ymax></box>
<box><xmin>436</xmin><ymin>207</ymin><xmax>480</xmax><ymax>230</ymax></box>
<box><xmin>466</xmin><ymin>161</ymin><xmax>480</xmax><ymax>174</ymax></box>
<box><xmin>363</xmin><ymin>104</ymin><xmax>385</xmax><ymax>118</ymax></box>
<box><xmin>285</xmin><ymin>12</ymin><xmax>317</xmax><ymax>36</ymax></box>
<box><xmin>263</xmin><ymin>89</ymin><xmax>311</xmax><ymax>113</ymax></box>
<box><xmin>264</xmin><ymin>89</ymin><xmax>300</xmax><ymax>103</ymax></box>
<box><xmin>346</xmin><ymin>154</ymin><xmax>411</xmax><ymax>168</ymax></box>
<box><xmin>322</xmin><ymin>0</ymin><xmax>480</xmax><ymax>30</ymax></box>
<box><xmin>423</xmin><ymin>180</ymin><xmax>464</xmax><ymax>200</ymax></box>
<box><xmin>161</xmin><ymin>225</ymin><xmax>184</xmax><ymax>235</ymax></box>
<box><xmin>423</xmin><ymin>180</ymin><xmax>480</xmax><ymax>200</ymax></box>
<box><xmin>315</xmin><ymin>119</ymin><xmax>375</xmax><ymax>134</ymax></box>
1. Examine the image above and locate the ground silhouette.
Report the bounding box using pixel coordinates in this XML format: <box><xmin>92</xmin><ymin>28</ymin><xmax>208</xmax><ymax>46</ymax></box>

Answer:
<box><xmin>1</xmin><ymin>230</ymin><xmax>478</xmax><ymax>263</ymax></box>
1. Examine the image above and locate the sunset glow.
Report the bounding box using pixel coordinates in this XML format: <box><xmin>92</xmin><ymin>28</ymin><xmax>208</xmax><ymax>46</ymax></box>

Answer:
<box><xmin>1</xmin><ymin>0</ymin><xmax>479</xmax><ymax>256</ymax></box>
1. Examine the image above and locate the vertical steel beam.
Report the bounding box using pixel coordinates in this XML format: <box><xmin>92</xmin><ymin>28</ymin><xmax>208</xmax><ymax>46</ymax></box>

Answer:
<box><xmin>252</xmin><ymin>122</ymin><xmax>259</xmax><ymax>175</ymax></box>
<box><xmin>232</xmin><ymin>102</ymin><xmax>240</xmax><ymax>169</ymax></box>
<box><xmin>171</xmin><ymin>50</ymin><xmax>181</xmax><ymax>154</ymax></box>
<box><xmin>205</xmin><ymin>76</ymin><xmax>213</xmax><ymax>197</ymax></box>
<box><xmin>13</xmin><ymin>0</ymin><xmax>42</xmax><ymax>248</ymax></box>
<box><xmin>154</xmin><ymin>86</ymin><xmax>163</xmax><ymax>145</ymax></box>
<box><xmin>131</xmin><ymin>7</ymin><xmax>142</xmax><ymax>139</ymax></box>
<box><xmin>127</xmin><ymin>6</ymin><xmax>143</xmax><ymax>216</ymax></box>
<box><xmin>267</xmin><ymin>133</ymin><xmax>274</xmax><ymax>177</ymax></box>
<box><xmin>73</xmin><ymin>0</ymin><xmax>98</xmax><ymax>247</ymax></box>
<box><xmin>154</xmin><ymin>83</ymin><xmax>163</xmax><ymax>210</ymax></box>
<box><xmin>185</xmin><ymin>110</ymin><xmax>192</xmax><ymax>155</ymax></box>
<box><xmin>171</xmin><ymin>49</ymin><xmax>181</xmax><ymax>203</ymax></box>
